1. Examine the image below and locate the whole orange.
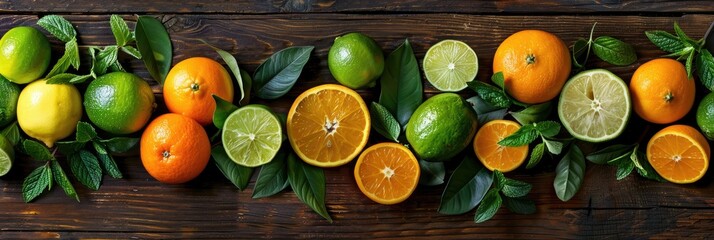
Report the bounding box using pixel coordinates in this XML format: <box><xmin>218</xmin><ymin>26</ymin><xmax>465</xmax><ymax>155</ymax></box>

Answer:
<box><xmin>140</xmin><ymin>113</ymin><xmax>211</xmax><ymax>184</ymax></box>
<box><xmin>163</xmin><ymin>57</ymin><xmax>234</xmax><ymax>125</ymax></box>
<box><xmin>630</xmin><ymin>58</ymin><xmax>695</xmax><ymax>124</ymax></box>
<box><xmin>493</xmin><ymin>30</ymin><xmax>571</xmax><ymax>104</ymax></box>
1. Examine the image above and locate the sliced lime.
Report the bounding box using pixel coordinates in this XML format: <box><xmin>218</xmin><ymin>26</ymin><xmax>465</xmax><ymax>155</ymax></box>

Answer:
<box><xmin>558</xmin><ymin>69</ymin><xmax>631</xmax><ymax>142</ymax></box>
<box><xmin>423</xmin><ymin>40</ymin><xmax>478</xmax><ymax>92</ymax></box>
<box><xmin>0</xmin><ymin>135</ymin><xmax>14</xmax><ymax>176</ymax></box>
<box><xmin>222</xmin><ymin>105</ymin><xmax>282</xmax><ymax>167</ymax></box>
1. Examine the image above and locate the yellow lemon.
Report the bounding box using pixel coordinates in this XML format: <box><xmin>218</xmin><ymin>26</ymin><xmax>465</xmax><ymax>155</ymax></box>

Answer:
<box><xmin>17</xmin><ymin>80</ymin><xmax>82</xmax><ymax>147</ymax></box>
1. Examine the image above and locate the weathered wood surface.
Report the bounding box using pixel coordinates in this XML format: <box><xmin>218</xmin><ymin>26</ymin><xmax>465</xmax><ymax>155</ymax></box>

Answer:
<box><xmin>0</xmin><ymin>5</ymin><xmax>713</xmax><ymax>239</ymax></box>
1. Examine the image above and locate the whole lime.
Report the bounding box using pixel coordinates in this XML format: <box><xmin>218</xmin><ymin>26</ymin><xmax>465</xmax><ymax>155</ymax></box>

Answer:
<box><xmin>328</xmin><ymin>32</ymin><xmax>384</xmax><ymax>89</ymax></box>
<box><xmin>696</xmin><ymin>92</ymin><xmax>714</xmax><ymax>140</ymax></box>
<box><xmin>0</xmin><ymin>26</ymin><xmax>51</xmax><ymax>84</ymax></box>
<box><xmin>84</xmin><ymin>72</ymin><xmax>155</xmax><ymax>135</ymax></box>
<box><xmin>0</xmin><ymin>75</ymin><xmax>20</xmax><ymax>127</ymax></box>
<box><xmin>17</xmin><ymin>80</ymin><xmax>82</xmax><ymax>147</ymax></box>
<box><xmin>406</xmin><ymin>93</ymin><xmax>478</xmax><ymax>161</ymax></box>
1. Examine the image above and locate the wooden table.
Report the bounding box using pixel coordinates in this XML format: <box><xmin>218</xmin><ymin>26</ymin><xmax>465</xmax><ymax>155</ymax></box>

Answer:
<box><xmin>1</xmin><ymin>1</ymin><xmax>714</xmax><ymax>238</ymax></box>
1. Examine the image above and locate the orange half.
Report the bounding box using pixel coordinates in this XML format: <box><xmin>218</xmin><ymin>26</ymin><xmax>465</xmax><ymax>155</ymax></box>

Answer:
<box><xmin>473</xmin><ymin>120</ymin><xmax>529</xmax><ymax>172</ymax></box>
<box><xmin>354</xmin><ymin>143</ymin><xmax>420</xmax><ymax>205</ymax></box>
<box><xmin>287</xmin><ymin>84</ymin><xmax>370</xmax><ymax>167</ymax></box>
<box><xmin>647</xmin><ymin>125</ymin><xmax>710</xmax><ymax>184</ymax></box>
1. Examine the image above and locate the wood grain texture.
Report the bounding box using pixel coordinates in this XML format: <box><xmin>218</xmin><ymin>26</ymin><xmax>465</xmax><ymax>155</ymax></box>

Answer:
<box><xmin>0</xmin><ymin>12</ymin><xmax>713</xmax><ymax>238</ymax></box>
<box><xmin>0</xmin><ymin>0</ymin><xmax>713</xmax><ymax>14</ymax></box>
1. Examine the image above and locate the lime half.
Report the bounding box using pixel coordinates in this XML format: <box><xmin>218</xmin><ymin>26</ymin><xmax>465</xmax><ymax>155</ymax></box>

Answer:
<box><xmin>558</xmin><ymin>69</ymin><xmax>631</xmax><ymax>142</ymax></box>
<box><xmin>222</xmin><ymin>105</ymin><xmax>282</xmax><ymax>167</ymax></box>
<box><xmin>0</xmin><ymin>135</ymin><xmax>14</xmax><ymax>176</ymax></box>
<box><xmin>423</xmin><ymin>40</ymin><xmax>478</xmax><ymax>92</ymax></box>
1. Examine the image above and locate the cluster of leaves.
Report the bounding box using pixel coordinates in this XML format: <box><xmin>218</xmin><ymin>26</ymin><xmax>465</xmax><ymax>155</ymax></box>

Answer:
<box><xmin>572</xmin><ymin>23</ymin><xmax>638</xmax><ymax>70</ymax></box>
<box><xmin>646</xmin><ymin>22</ymin><xmax>714</xmax><ymax>91</ymax></box>
<box><xmin>586</xmin><ymin>144</ymin><xmax>664</xmax><ymax>182</ymax></box>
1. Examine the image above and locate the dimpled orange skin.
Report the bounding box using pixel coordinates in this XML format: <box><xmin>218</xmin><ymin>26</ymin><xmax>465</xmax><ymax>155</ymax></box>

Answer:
<box><xmin>163</xmin><ymin>57</ymin><xmax>234</xmax><ymax>126</ymax></box>
<box><xmin>630</xmin><ymin>58</ymin><xmax>695</xmax><ymax>124</ymax></box>
<box><xmin>493</xmin><ymin>30</ymin><xmax>571</xmax><ymax>104</ymax></box>
<box><xmin>140</xmin><ymin>113</ymin><xmax>211</xmax><ymax>184</ymax></box>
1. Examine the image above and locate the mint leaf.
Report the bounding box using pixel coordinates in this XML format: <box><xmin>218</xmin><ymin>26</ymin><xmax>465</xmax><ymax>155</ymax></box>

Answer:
<box><xmin>93</xmin><ymin>142</ymin><xmax>122</xmax><ymax>179</ymax></box>
<box><xmin>212</xmin><ymin>95</ymin><xmax>238</xmax><ymax>129</ymax></box>
<box><xmin>1</xmin><ymin>122</ymin><xmax>21</xmax><ymax>146</ymax></box>
<box><xmin>419</xmin><ymin>159</ymin><xmax>445</xmax><ymax>186</ymax></box>
<box><xmin>645</xmin><ymin>30</ymin><xmax>686</xmax><ymax>53</ymax></box>
<box><xmin>69</xmin><ymin>74</ymin><xmax>92</xmax><ymax>84</ymax></box>
<box><xmin>46</xmin><ymin>73</ymin><xmax>79</xmax><ymax>85</ymax></box>
<box><xmin>542</xmin><ymin>138</ymin><xmax>564</xmax><ymax>155</ymax></box>
<box><xmin>503</xmin><ymin>196</ymin><xmax>536</xmax><ymax>215</ymax></box>
<box><xmin>379</xmin><ymin>39</ymin><xmax>423</xmax><ymax>127</ymax></box>
<box><xmin>586</xmin><ymin>144</ymin><xmax>634</xmax><ymax>165</ymax></box>
<box><xmin>22</xmin><ymin>164</ymin><xmax>52</xmax><ymax>203</ymax></box>
<box><xmin>37</xmin><ymin>15</ymin><xmax>76</xmax><ymax>42</ymax></box>
<box><xmin>534</xmin><ymin>121</ymin><xmax>560</xmax><ymax>138</ymax></box>
<box><xmin>110</xmin><ymin>15</ymin><xmax>132</xmax><ymax>46</ymax></box>
<box><xmin>212</xmin><ymin>145</ymin><xmax>254</xmax><ymax>190</ymax></box>
<box><xmin>526</xmin><ymin>142</ymin><xmax>545</xmax><ymax>169</ymax></box>
<box><xmin>287</xmin><ymin>152</ymin><xmax>332</xmax><ymax>222</ymax></box>
<box><xmin>474</xmin><ymin>188</ymin><xmax>502</xmax><ymax>223</ymax></box>
<box><xmin>674</xmin><ymin>22</ymin><xmax>694</xmax><ymax>43</ymax></box>
<box><xmin>76</xmin><ymin>122</ymin><xmax>97</xmax><ymax>143</ymax></box>
<box><xmin>253</xmin><ymin>46</ymin><xmax>314</xmax><ymax>99</ymax></box>
<box><xmin>46</xmin><ymin>39</ymin><xmax>80</xmax><ymax>78</ymax></box>
<box><xmin>493</xmin><ymin>170</ymin><xmax>506</xmax><ymax>191</ymax></box>
<box><xmin>94</xmin><ymin>46</ymin><xmax>119</xmax><ymax>76</ymax></box>
<box><xmin>491</xmin><ymin>71</ymin><xmax>505</xmax><ymax>88</ymax></box>
<box><xmin>467</xmin><ymin>81</ymin><xmax>511</xmax><ymax>109</ymax></box>
<box><xmin>697</xmin><ymin>50</ymin><xmax>714</xmax><ymax>91</ymax></box>
<box><xmin>466</xmin><ymin>96</ymin><xmax>507</xmax><ymax>125</ymax></box>
<box><xmin>439</xmin><ymin>155</ymin><xmax>493</xmax><ymax>215</ymax></box>
<box><xmin>634</xmin><ymin>151</ymin><xmax>665</xmax><ymax>182</ymax></box>
<box><xmin>51</xmin><ymin>161</ymin><xmax>79</xmax><ymax>202</ymax></box>
<box><xmin>369</xmin><ymin>102</ymin><xmax>401</xmax><ymax>142</ymax></box>
<box><xmin>253</xmin><ymin>147</ymin><xmax>290</xmax><ymax>198</ymax></box>
<box><xmin>615</xmin><ymin>160</ymin><xmax>635</xmax><ymax>180</ymax></box>
<box><xmin>501</xmin><ymin>178</ymin><xmax>531</xmax><ymax>198</ymax></box>
<box><xmin>69</xmin><ymin>151</ymin><xmax>102</xmax><ymax>190</ymax></box>
<box><xmin>100</xmin><ymin>137</ymin><xmax>139</xmax><ymax>153</ymax></box>
<box><xmin>498</xmin><ymin>124</ymin><xmax>538</xmax><ymax>147</ymax></box>
<box><xmin>592</xmin><ymin>36</ymin><xmax>637</xmax><ymax>66</ymax></box>
<box><xmin>23</xmin><ymin>140</ymin><xmax>53</xmax><ymax>161</ymax></box>
<box><xmin>553</xmin><ymin>145</ymin><xmax>586</xmax><ymax>202</ymax></box>
<box><xmin>56</xmin><ymin>141</ymin><xmax>85</xmax><ymax>155</ymax></box>
<box><xmin>135</xmin><ymin>16</ymin><xmax>173</xmax><ymax>84</ymax></box>
<box><xmin>686</xmin><ymin>50</ymin><xmax>695</xmax><ymax>79</ymax></box>
<box><xmin>121</xmin><ymin>46</ymin><xmax>142</xmax><ymax>59</ymax></box>
<box><xmin>510</xmin><ymin>102</ymin><xmax>552</xmax><ymax>125</ymax></box>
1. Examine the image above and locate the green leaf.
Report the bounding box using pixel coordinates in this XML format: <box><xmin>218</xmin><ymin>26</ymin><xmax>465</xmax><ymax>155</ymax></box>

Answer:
<box><xmin>418</xmin><ymin>159</ymin><xmax>445</xmax><ymax>186</ymax></box>
<box><xmin>439</xmin><ymin>155</ymin><xmax>493</xmax><ymax>215</ymax></box>
<box><xmin>110</xmin><ymin>15</ymin><xmax>132</xmax><ymax>46</ymax></box>
<box><xmin>369</xmin><ymin>102</ymin><xmax>401</xmax><ymax>142</ymax></box>
<box><xmin>697</xmin><ymin>50</ymin><xmax>714</xmax><ymax>91</ymax></box>
<box><xmin>493</xmin><ymin>170</ymin><xmax>506</xmax><ymax>190</ymax></box>
<box><xmin>46</xmin><ymin>39</ymin><xmax>80</xmax><ymax>78</ymax></box>
<box><xmin>121</xmin><ymin>46</ymin><xmax>142</xmax><ymax>59</ymax></box>
<box><xmin>571</xmin><ymin>38</ymin><xmax>590</xmax><ymax>69</ymax></box>
<box><xmin>498</xmin><ymin>124</ymin><xmax>538</xmax><ymax>147</ymax></box>
<box><xmin>511</xmin><ymin>102</ymin><xmax>552</xmax><ymax>125</ymax></box>
<box><xmin>37</xmin><ymin>15</ymin><xmax>76</xmax><ymax>42</ymax></box>
<box><xmin>287</xmin><ymin>151</ymin><xmax>332</xmax><ymax>222</ymax></box>
<box><xmin>474</xmin><ymin>188</ymin><xmax>502</xmax><ymax>223</ymax></box>
<box><xmin>586</xmin><ymin>144</ymin><xmax>634</xmax><ymax>165</ymax></box>
<box><xmin>56</xmin><ymin>141</ymin><xmax>85</xmax><ymax>156</ymax></box>
<box><xmin>378</xmin><ymin>39</ymin><xmax>423</xmax><ymax>127</ymax></box>
<box><xmin>553</xmin><ymin>145</ymin><xmax>586</xmax><ymax>202</ymax></box>
<box><xmin>135</xmin><ymin>16</ymin><xmax>173</xmax><ymax>84</ymax></box>
<box><xmin>592</xmin><ymin>36</ymin><xmax>637</xmax><ymax>66</ymax></box>
<box><xmin>615</xmin><ymin>160</ymin><xmax>635</xmax><ymax>180</ymax></box>
<box><xmin>23</xmin><ymin>140</ymin><xmax>53</xmax><ymax>161</ymax></box>
<box><xmin>534</xmin><ymin>121</ymin><xmax>560</xmax><ymax>138</ymax></box>
<box><xmin>252</xmin><ymin>148</ymin><xmax>290</xmax><ymax>198</ymax></box>
<box><xmin>94</xmin><ymin>46</ymin><xmax>119</xmax><ymax>76</ymax></box>
<box><xmin>46</xmin><ymin>73</ymin><xmax>79</xmax><ymax>84</ymax></box>
<box><xmin>22</xmin><ymin>164</ymin><xmax>52</xmax><ymax>203</ymax></box>
<box><xmin>634</xmin><ymin>151</ymin><xmax>665</xmax><ymax>182</ymax></box>
<box><xmin>674</xmin><ymin>22</ymin><xmax>694</xmax><ymax>43</ymax></box>
<box><xmin>100</xmin><ymin>137</ymin><xmax>139</xmax><ymax>153</ymax></box>
<box><xmin>69</xmin><ymin>151</ymin><xmax>102</xmax><ymax>190</ymax></box>
<box><xmin>239</xmin><ymin>69</ymin><xmax>252</xmax><ymax>106</ymax></box>
<box><xmin>645</xmin><ymin>30</ymin><xmax>686</xmax><ymax>53</ymax></box>
<box><xmin>212</xmin><ymin>145</ymin><xmax>254</xmax><ymax>190</ymax></box>
<box><xmin>253</xmin><ymin>46</ymin><xmax>314</xmax><ymax>99</ymax></box>
<box><xmin>503</xmin><ymin>196</ymin><xmax>536</xmax><ymax>215</ymax></box>
<box><xmin>93</xmin><ymin>142</ymin><xmax>122</xmax><ymax>179</ymax></box>
<box><xmin>467</xmin><ymin>81</ymin><xmax>511</xmax><ymax>109</ymax></box>
<box><xmin>686</xmin><ymin>50</ymin><xmax>695</xmax><ymax>79</ymax></box>
<box><xmin>76</xmin><ymin>122</ymin><xmax>97</xmax><ymax>143</ymax></box>
<box><xmin>526</xmin><ymin>142</ymin><xmax>545</xmax><ymax>169</ymax></box>
<box><xmin>491</xmin><ymin>71</ymin><xmax>505</xmax><ymax>88</ymax></box>
<box><xmin>212</xmin><ymin>95</ymin><xmax>239</xmax><ymax>129</ymax></box>
<box><xmin>466</xmin><ymin>96</ymin><xmax>507</xmax><ymax>125</ymax></box>
<box><xmin>1</xmin><ymin>122</ymin><xmax>20</xmax><ymax>146</ymax></box>
<box><xmin>501</xmin><ymin>178</ymin><xmax>532</xmax><ymax>198</ymax></box>
<box><xmin>69</xmin><ymin>74</ymin><xmax>92</xmax><ymax>84</ymax></box>
<box><xmin>542</xmin><ymin>138</ymin><xmax>564</xmax><ymax>155</ymax></box>
<box><xmin>50</xmin><ymin>161</ymin><xmax>79</xmax><ymax>202</ymax></box>
<box><xmin>200</xmin><ymin>40</ymin><xmax>248</xmax><ymax>105</ymax></box>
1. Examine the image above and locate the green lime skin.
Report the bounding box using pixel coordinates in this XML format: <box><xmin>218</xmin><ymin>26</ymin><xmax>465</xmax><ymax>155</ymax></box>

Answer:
<box><xmin>0</xmin><ymin>26</ymin><xmax>51</xmax><ymax>84</ymax></box>
<box><xmin>696</xmin><ymin>92</ymin><xmax>714</xmax><ymax>140</ymax></box>
<box><xmin>328</xmin><ymin>32</ymin><xmax>384</xmax><ymax>89</ymax></box>
<box><xmin>0</xmin><ymin>76</ymin><xmax>20</xmax><ymax>127</ymax></box>
<box><xmin>84</xmin><ymin>72</ymin><xmax>155</xmax><ymax>135</ymax></box>
<box><xmin>406</xmin><ymin>93</ymin><xmax>478</xmax><ymax>161</ymax></box>
<box><xmin>0</xmin><ymin>134</ymin><xmax>14</xmax><ymax>176</ymax></box>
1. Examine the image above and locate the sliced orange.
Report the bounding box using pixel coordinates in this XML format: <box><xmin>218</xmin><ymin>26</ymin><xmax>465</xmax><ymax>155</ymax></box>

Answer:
<box><xmin>287</xmin><ymin>84</ymin><xmax>370</xmax><ymax>167</ymax></box>
<box><xmin>354</xmin><ymin>143</ymin><xmax>420</xmax><ymax>205</ymax></box>
<box><xmin>473</xmin><ymin>120</ymin><xmax>529</xmax><ymax>172</ymax></box>
<box><xmin>646</xmin><ymin>125</ymin><xmax>710</xmax><ymax>184</ymax></box>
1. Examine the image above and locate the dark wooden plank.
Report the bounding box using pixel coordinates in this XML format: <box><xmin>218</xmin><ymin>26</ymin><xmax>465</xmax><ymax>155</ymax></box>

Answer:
<box><xmin>0</xmin><ymin>0</ymin><xmax>713</xmax><ymax>14</ymax></box>
<box><xmin>0</xmin><ymin>13</ymin><xmax>714</xmax><ymax>238</ymax></box>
